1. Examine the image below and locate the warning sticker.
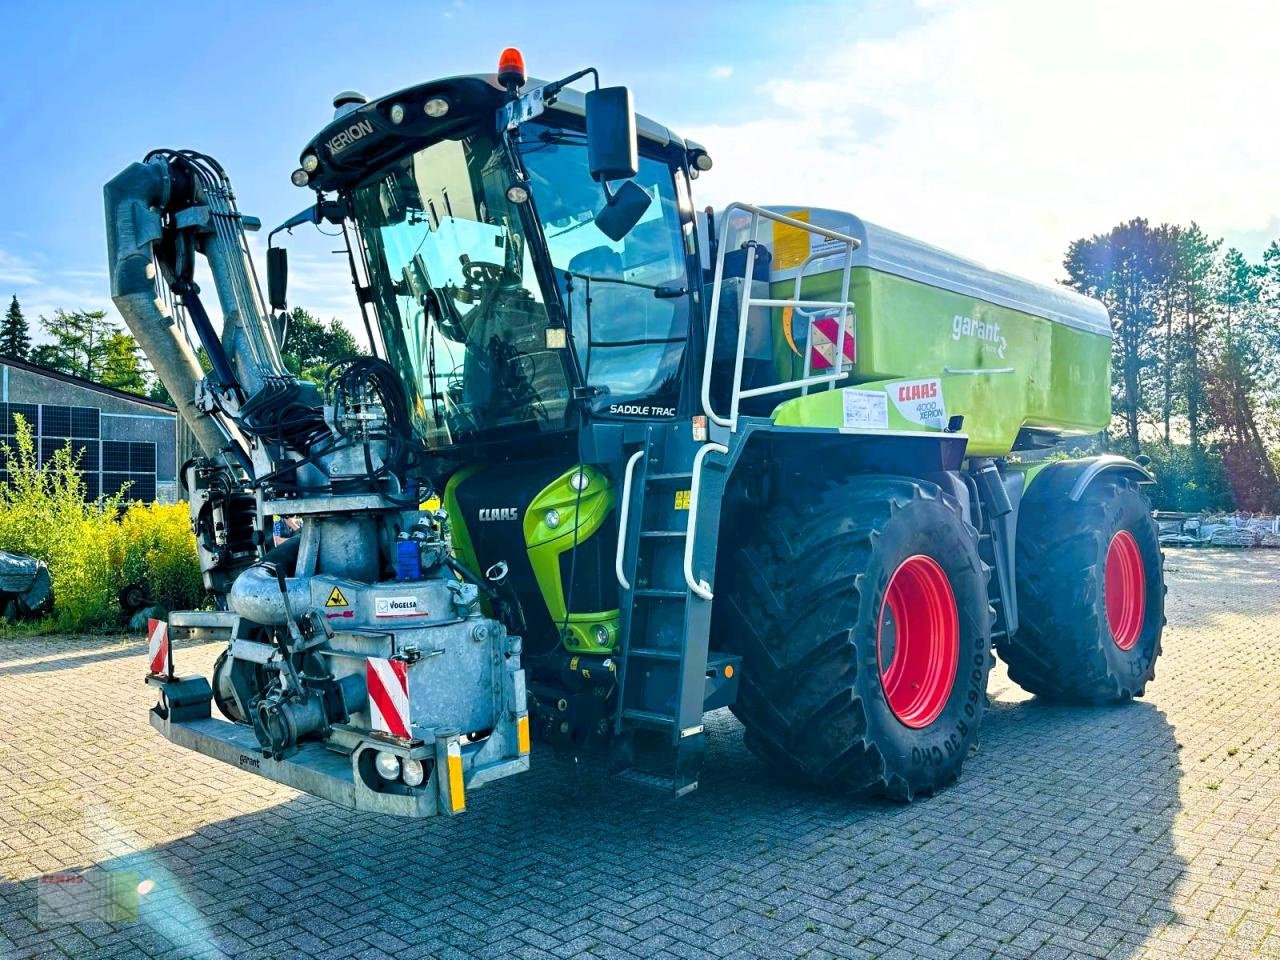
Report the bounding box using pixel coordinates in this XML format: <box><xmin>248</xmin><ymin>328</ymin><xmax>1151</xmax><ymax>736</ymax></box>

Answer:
<box><xmin>674</xmin><ymin>490</ymin><xmax>691</xmax><ymax>510</ymax></box>
<box><xmin>375</xmin><ymin>596</ymin><xmax>420</xmax><ymax>618</ymax></box>
<box><xmin>889</xmin><ymin>378</ymin><xmax>947</xmax><ymax>429</ymax></box>
<box><xmin>325</xmin><ymin>586</ymin><xmax>349</xmax><ymax>608</ymax></box>
<box><xmin>772</xmin><ymin>209</ymin><xmax>812</xmax><ymax>270</ymax></box>
<box><xmin>842</xmin><ymin>390</ymin><xmax>889</xmax><ymax>430</ymax></box>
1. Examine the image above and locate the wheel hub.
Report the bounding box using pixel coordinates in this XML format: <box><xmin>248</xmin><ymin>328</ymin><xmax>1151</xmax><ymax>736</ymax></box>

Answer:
<box><xmin>1104</xmin><ymin>530</ymin><xmax>1146</xmax><ymax>650</ymax></box>
<box><xmin>877</xmin><ymin>555</ymin><xmax>959</xmax><ymax>729</ymax></box>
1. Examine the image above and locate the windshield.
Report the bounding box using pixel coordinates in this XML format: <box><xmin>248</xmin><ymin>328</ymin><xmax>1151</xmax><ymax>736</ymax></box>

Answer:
<box><xmin>353</xmin><ymin>131</ymin><xmax>572</xmax><ymax>448</ymax></box>
<box><xmin>518</xmin><ymin>124</ymin><xmax>690</xmax><ymax>415</ymax></box>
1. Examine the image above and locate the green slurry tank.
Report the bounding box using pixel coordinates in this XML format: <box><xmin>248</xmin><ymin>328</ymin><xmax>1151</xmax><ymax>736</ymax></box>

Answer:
<box><xmin>721</xmin><ymin>206</ymin><xmax>1112</xmax><ymax>456</ymax></box>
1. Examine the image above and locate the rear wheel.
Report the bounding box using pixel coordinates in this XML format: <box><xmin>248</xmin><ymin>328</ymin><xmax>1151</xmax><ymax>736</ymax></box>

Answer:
<box><xmin>722</xmin><ymin>476</ymin><xmax>993</xmax><ymax>800</ymax></box>
<box><xmin>1001</xmin><ymin>477</ymin><xmax>1164</xmax><ymax>702</ymax></box>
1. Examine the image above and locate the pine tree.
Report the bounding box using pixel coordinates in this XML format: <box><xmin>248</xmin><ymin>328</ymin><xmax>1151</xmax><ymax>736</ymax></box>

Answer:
<box><xmin>100</xmin><ymin>331</ymin><xmax>147</xmax><ymax>395</ymax></box>
<box><xmin>0</xmin><ymin>295</ymin><xmax>31</xmax><ymax>360</ymax></box>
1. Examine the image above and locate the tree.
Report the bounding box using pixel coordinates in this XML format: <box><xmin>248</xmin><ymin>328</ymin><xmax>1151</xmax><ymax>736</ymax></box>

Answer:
<box><xmin>282</xmin><ymin>308</ymin><xmax>363</xmax><ymax>382</ymax></box>
<box><xmin>1205</xmin><ymin>248</ymin><xmax>1279</xmax><ymax>510</ymax></box>
<box><xmin>0</xmin><ymin>296</ymin><xmax>31</xmax><ymax>360</ymax></box>
<box><xmin>100</xmin><ymin>330</ymin><xmax>147</xmax><ymax>395</ymax></box>
<box><xmin>1173</xmin><ymin>224</ymin><xmax>1220</xmax><ymax>458</ymax></box>
<box><xmin>1063</xmin><ymin>219</ymin><xmax>1169</xmax><ymax>454</ymax></box>
<box><xmin>32</xmin><ymin>309</ymin><xmax>115</xmax><ymax>380</ymax></box>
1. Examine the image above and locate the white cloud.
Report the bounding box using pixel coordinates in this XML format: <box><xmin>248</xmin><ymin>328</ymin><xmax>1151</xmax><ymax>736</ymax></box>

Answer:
<box><xmin>683</xmin><ymin>0</ymin><xmax>1280</xmax><ymax>285</ymax></box>
<box><xmin>709</xmin><ymin>65</ymin><xmax>734</xmax><ymax>80</ymax></box>
<box><xmin>0</xmin><ymin>249</ymin><xmax>40</xmax><ymax>289</ymax></box>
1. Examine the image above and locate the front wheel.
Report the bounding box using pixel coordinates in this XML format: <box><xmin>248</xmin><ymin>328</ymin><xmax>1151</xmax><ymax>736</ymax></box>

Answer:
<box><xmin>722</xmin><ymin>476</ymin><xmax>993</xmax><ymax>801</ymax></box>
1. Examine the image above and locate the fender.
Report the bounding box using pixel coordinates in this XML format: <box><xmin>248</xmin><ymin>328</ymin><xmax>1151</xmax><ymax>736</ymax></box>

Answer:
<box><xmin>1023</xmin><ymin>454</ymin><xmax>1154</xmax><ymax>505</ymax></box>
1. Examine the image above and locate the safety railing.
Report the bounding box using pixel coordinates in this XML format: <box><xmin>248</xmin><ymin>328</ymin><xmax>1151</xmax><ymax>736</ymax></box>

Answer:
<box><xmin>700</xmin><ymin>203</ymin><xmax>861</xmax><ymax>431</ymax></box>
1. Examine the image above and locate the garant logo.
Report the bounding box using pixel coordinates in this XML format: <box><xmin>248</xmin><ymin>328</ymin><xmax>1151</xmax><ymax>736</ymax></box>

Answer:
<box><xmin>898</xmin><ymin>381</ymin><xmax>938</xmax><ymax>402</ymax></box>
<box><xmin>326</xmin><ymin>118</ymin><xmax>375</xmax><ymax>156</ymax></box>
<box><xmin>478</xmin><ymin>507</ymin><xmax>520</xmax><ymax>521</ymax></box>
<box><xmin>951</xmin><ymin>314</ymin><xmax>1008</xmax><ymax>359</ymax></box>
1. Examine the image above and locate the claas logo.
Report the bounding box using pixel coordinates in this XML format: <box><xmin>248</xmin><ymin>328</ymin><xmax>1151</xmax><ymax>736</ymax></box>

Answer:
<box><xmin>898</xmin><ymin>382</ymin><xmax>938</xmax><ymax>402</ymax></box>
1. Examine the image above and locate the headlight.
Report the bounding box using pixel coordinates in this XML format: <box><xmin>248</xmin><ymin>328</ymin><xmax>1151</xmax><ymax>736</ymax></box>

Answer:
<box><xmin>593</xmin><ymin>624</ymin><xmax>610</xmax><ymax>647</ymax></box>
<box><xmin>374</xmin><ymin>750</ymin><xmax>401</xmax><ymax>781</ymax></box>
<box><xmin>506</xmin><ymin>184</ymin><xmax>529</xmax><ymax>204</ymax></box>
<box><xmin>401</xmin><ymin>758</ymin><xmax>425</xmax><ymax>787</ymax></box>
<box><xmin>544</xmin><ymin>509</ymin><xmax>561</xmax><ymax>530</ymax></box>
<box><xmin>389</xmin><ymin>103</ymin><xmax>406</xmax><ymax>124</ymax></box>
<box><xmin>569</xmin><ymin>470</ymin><xmax>590</xmax><ymax>492</ymax></box>
<box><xmin>300</xmin><ymin>153</ymin><xmax>320</xmax><ymax>173</ymax></box>
<box><xmin>424</xmin><ymin>97</ymin><xmax>450</xmax><ymax>118</ymax></box>
<box><xmin>290</xmin><ymin>169</ymin><xmax>310</xmax><ymax>187</ymax></box>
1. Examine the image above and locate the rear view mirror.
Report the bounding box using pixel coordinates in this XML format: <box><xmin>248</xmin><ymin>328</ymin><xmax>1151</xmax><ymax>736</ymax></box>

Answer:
<box><xmin>267</xmin><ymin>247</ymin><xmax>288</xmax><ymax>311</ymax></box>
<box><xmin>594</xmin><ymin>180</ymin><xmax>652</xmax><ymax>242</ymax></box>
<box><xmin>585</xmin><ymin>86</ymin><xmax>638</xmax><ymax>182</ymax></box>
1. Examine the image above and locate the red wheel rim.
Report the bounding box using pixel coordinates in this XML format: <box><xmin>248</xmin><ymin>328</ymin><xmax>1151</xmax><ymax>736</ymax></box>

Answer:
<box><xmin>1105</xmin><ymin>530</ymin><xmax>1146</xmax><ymax>650</ymax></box>
<box><xmin>877</xmin><ymin>555</ymin><xmax>959</xmax><ymax>729</ymax></box>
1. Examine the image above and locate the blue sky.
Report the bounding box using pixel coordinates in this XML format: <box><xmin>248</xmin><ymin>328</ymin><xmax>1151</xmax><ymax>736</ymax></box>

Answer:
<box><xmin>1</xmin><ymin>0</ymin><xmax>1277</xmax><ymax>338</ymax></box>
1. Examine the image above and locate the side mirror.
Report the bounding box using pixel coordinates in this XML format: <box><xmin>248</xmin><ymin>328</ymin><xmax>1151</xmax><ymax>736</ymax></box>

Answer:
<box><xmin>594</xmin><ymin>180</ymin><xmax>652</xmax><ymax>243</ymax></box>
<box><xmin>585</xmin><ymin>86</ymin><xmax>638</xmax><ymax>182</ymax></box>
<box><xmin>267</xmin><ymin>247</ymin><xmax>288</xmax><ymax>311</ymax></box>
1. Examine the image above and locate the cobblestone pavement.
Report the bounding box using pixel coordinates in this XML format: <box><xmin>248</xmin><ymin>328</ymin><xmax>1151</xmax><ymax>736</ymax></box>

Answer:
<box><xmin>1</xmin><ymin>549</ymin><xmax>1278</xmax><ymax>960</ymax></box>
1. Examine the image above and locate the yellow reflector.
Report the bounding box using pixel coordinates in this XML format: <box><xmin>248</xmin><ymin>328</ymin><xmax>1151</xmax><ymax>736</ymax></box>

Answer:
<box><xmin>447</xmin><ymin>742</ymin><xmax>465</xmax><ymax>813</ymax></box>
<box><xmin>724</xmin><ymin>664</ymin><xmax>735</xmax><ymax>679</ymax></box>
<box><xmin>517</xmin><ymin>715</ymin><xmax>531</xmax><ymax>754</ymax></box>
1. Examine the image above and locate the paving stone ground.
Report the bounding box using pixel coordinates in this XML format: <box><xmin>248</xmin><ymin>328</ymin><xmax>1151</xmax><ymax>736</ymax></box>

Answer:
<box><xmin>1</xmin><ymin>548</ymin><xmax>1278</xmax><ymax>960</ymax></box>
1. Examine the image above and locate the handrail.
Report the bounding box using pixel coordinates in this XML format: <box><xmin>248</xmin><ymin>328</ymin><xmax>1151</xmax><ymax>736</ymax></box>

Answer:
<box><xmin>614</xmin><ymin>449</ymin><xmax>645</xmax><ymax>591</ymax></box>
<box><xmin>700</xmin><ymin>202</ymin><xmax>861</xmax><ymax>431</ymax></box>
<box><xmin>683</xmin><ymin>442</ymin><xmax>729</xmax><ymax>601</ymax></box>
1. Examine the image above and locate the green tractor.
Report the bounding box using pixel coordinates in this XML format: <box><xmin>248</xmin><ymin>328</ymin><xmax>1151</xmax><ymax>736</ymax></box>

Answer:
<box><xmin>106</xmin><ymin>49</ymin><xmax>1163</xmax><ymax>815</ymax></box>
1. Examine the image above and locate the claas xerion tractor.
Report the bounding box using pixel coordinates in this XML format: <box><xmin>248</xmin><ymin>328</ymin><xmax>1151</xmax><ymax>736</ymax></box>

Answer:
<box><xmin>104</xmin><ymin>49</ymin><xmax>1164</xmax><ymax>816</ymax></box>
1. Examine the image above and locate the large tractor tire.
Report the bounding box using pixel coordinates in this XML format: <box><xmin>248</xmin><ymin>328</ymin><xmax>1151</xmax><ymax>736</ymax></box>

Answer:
<box><xmin>723</xmin><ymin>476</ymin><xmax>993</xmax><ymax>801</ymax></box>
<box><xmin>1001</xmin><ymin>477</ymin><xmax>1164</xmax><ymax>703</ymax></box>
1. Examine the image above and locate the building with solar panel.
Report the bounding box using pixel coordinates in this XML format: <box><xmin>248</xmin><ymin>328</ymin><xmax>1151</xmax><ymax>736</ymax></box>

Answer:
<box><xmin>0</xmin><ymin>356</ymin><xmax>180</xmax><ymax>503</ymax></box>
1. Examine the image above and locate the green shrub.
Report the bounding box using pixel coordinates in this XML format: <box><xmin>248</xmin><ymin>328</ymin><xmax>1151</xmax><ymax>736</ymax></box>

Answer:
<box><xmin>0</xmin><ymin>417</ymin><xmax>204</xmax><ymax>633</ymax></box>
<box><xmin>120</xmin><ymin>502</ymin><xmax>204</xmax><ymax>614</ymax></box>
<box><xmin>1139</xmin><ymin>440</ymin><xmax>1233</xmax><ymax>512</ymax></box>
<box><xmin>0</xmin><ymin>419</ymin><xmax>125</xmax><ymax>632</ymax></box>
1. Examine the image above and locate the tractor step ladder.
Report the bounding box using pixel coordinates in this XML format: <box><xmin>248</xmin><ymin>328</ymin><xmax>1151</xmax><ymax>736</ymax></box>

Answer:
<box><xmin>610</xmin><ymin>423</ymin><xmax>735</xmax><ymax>795</ymax></box>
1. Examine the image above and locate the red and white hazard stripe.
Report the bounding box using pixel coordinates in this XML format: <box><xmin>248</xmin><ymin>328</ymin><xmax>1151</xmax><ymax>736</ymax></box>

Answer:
<box><xmin>810</xmin><ymin>314</ymin><xmax>855</xmax><ymax>371</ymax></box>
<box><xmin>147</xmin><ymin>619</ymin><xmax>169</xmax><ymax>676</ymax></box>
<box><xmin>367</xmin><ymin>657</ymin><xmax>411</xmax><ymax>739</ymax></box>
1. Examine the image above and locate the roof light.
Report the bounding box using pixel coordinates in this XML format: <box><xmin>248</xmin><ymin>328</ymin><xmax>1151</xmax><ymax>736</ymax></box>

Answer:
<box><xmin>301</xmin><ymin>153</ymin><xmax>320</xmax><ymax>173</ymax></box>
<box><xmin>497</xmin><ymin>47</ymin><xmax>526</xmax><ymax>90</ymax></box>
<box><xmin>505</xmin><ymin>184</ymin><xmax>529</xmax><ymax>204</ymax></box>
<box><xmin>692</xmin><ymin>150</ymin><xmax>713</xmax><ymax>172</ymax></box>
<box><xmin>389</xmin><ymin>103</ymin><xmax>406</xmax><ymax>124</ymax></box>
<box><xmin>290</xmin><ymin>168</ymin><xmax>310</xmax><ymax>187</ymax></box>
<box><xmin>424</xmin><ymin>97</ymin><xmax>450</xmax><ymax>118</ymax></box>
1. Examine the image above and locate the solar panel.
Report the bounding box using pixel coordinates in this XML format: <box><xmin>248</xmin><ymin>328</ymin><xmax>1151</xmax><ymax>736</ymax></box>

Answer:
<box><xmin>41</xmin><ymin>405</ymin><xmax>71</xmax><ymax>437</ymax></box>
<box><xmin>102</xmin><ymin>441</ymin><xmax>130</xmax><ymax>471</ymax></box>
<box><xmin>129</xmin><ymin>442</ymin><xmax>156</xmax><ymax>472</ymax></box>
<box><xmin>71</xmin><ymin>407</ymin><xmax>100</xmax><ymax>438</ymax></box>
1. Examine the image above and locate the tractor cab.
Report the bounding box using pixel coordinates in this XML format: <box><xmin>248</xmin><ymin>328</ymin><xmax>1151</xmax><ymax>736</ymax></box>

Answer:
<box><xmin>283</xmin><ymin>60</ymin><xmax>710</xmax><ymax>456</ymax></box>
